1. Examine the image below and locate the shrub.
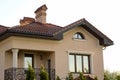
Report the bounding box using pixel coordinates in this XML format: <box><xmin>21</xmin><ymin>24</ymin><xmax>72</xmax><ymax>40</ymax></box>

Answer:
<box><xmin>94</xmin><ymin>76</ymin><xmax>98</xmax><ymax>80</ymax></box>
<box><xmin>65</xmin><ymin>72</ymin><xmax>74</xmax><ymax>80</ymax></box>
<box><xmin>26</xmin><ymin>63</ymin><xmax>35</xmax><ymax>80</ymax></box>
<box><xmin>56</xmin><ymin>76</ymin><xmax>61</xmax><ymax>80</ymax></box>
<box><xmin>104</xmin><ymin>74</ymin><xmax>109</xmax><ymax>80</ymax></box>
<box><xmin>116</xmin><ymin>75</ymin><xmax>120</xmax><ymax>80</ymax></box>
<box><xmin>66</xmin><ymin>76</ymin><xmax>69</xmax><ymax>80</ymax></box>
<box><xmin>104</xmin><ymin>70</ymin><xmax>118</xmax><ymax>80</ymax></box>
<box><xmin>68</xmin><ymin>72</ymin><xmax>74</xmax><ymax>80</ymax></box>
<box><xmin>39</xmin><ymin>64</ymin><xmax>49</xmax><ymax>80</ymax></box>
<box><xmin>79</xmin><ymin>72</ymin><xmax>87</xmax><ymax>80</ymax></box>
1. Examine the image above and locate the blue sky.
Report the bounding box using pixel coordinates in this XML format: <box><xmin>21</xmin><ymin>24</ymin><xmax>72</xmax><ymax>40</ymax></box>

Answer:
<box><xmin>0</xmin><ymin>0</ymin><xmax>119</xmax><ymax>72</ymax></box>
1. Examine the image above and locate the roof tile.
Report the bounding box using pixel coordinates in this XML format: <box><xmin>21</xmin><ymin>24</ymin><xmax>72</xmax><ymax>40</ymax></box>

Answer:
<box><xmin>9</xmin><ymin>22</ymin><xmax>63</xmax><ymax>37</ymax></box>
<box><xmin>0</xmin><ymin>25</ymin><xmax>8</xmax><ymax>34</ymax></box>
<box><xmin>0</xmin><ymin>19</ymin><xmax>113</xmax><ymax>46</ymax></box>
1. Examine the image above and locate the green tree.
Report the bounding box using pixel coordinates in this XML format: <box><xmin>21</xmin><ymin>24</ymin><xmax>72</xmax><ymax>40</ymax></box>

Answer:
<box><xmin>104</xmin><ymin>70</ymin><xmax>119</xmax><ymax>80</ymax></box>
<box><xmin>39</xmin><ymin>64</ymin><xmax>49</xmax><ymax>80</ymax></box>
<box><xmin>104</xmin><ymin>70</ymin><xmax>120</xmax><ymax>80</ymax></box>
<box><xmin>116</xmin><ymin>75</ymin><xmax>120</xmax><ymax>80</ymax></box>
<box><xmin>26</xmin><ymin>63</ymin><xmax>35</xmax><ymax>80</ymax></box>
<box><xmin>104</xmin><ymin>74</ymin><xmax>109</xmax><ymax>80</ymax></box>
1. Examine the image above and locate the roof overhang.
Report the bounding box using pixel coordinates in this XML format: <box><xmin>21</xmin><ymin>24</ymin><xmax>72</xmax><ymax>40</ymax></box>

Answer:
<box><xmin>54</xmin><ymin>18</ymin><xmax>113</xmax><ymax>47</ymax></box>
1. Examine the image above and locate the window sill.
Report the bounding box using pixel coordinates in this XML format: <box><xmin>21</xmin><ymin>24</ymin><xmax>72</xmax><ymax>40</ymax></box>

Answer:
<box><xmin>70</xmin><ymin>72</ymin><xmax>91</xmax><ymax>74</ymax></box>
<box><xmin>72</xmin><ymin>73</ymin><xmax>96</xmax><ymax>80</ymax></box>
<box><xmin>72</xmin><ymin>38</ymin><xmax>86</xmax><ymax>41</ymax></box>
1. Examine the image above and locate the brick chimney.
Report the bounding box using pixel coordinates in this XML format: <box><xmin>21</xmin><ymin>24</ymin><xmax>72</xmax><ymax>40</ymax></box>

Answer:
<box><xmin>34</xmin><ymin>4</ymin><xmax>47</xmax><ymax>23</ymax></box>
<box><xmin>19</xmin><ymin>17</ymin><xmax>35</xmax><ymax>26</ymax></box>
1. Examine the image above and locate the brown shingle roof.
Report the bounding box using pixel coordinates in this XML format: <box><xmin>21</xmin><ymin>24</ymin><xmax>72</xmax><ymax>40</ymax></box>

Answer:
<box><xmin>54</xmin><ymin>18</ymin><xmax>113</xmax><ymax>46</ymax></box>
<box><xmin>0</xmin><ymin>19</ymin><xmax>113</xmax><ymax>46</ymax></box>
<box><xmin>9</xmin><ymin>22</ymin><xmax>63</xmax><ymax>37</ymax></box>
<box><xmin>0</xmin><ymin>25</ymin><xmax>8</xmax><ymax>34</ymax></box>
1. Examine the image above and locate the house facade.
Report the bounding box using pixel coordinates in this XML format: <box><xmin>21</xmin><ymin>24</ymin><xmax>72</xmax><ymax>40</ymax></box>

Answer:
<box><xmin>0</xmin><ymin>5</ymin><xmax>113</xmax><ymax>80</ymax></box>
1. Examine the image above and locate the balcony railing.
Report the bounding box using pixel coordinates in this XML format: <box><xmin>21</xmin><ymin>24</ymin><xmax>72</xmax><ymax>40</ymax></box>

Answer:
<box><xmin>5</xmin><ymin>68</ymin><xmax>55</xmax><ymax>80</ymax></box>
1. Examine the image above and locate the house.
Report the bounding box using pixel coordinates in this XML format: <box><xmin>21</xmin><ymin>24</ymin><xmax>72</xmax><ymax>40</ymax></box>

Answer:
<box><xmin>0</xmin><ymin>5</ymin><xmax>113</xmax><ymax>80</ymax></box>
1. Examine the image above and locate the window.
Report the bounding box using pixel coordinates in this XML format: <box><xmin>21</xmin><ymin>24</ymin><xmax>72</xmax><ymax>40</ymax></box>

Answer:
<box><xmin>24</xmin><ymin>54</ymin><xmax>34</xmax><ymax>68</ymax></box>
<box><xmin>73</xmin><ymin>32</ymin><xmax>85</xmax><ymax>39</ymax></box>
<box><xmin>69</xmin><ymin>54</ymin><xmax>90</xmax><ymax>73</ymax></box>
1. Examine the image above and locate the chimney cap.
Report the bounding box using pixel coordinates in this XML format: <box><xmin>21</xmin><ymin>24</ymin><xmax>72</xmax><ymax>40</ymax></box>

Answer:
<box><xmin>34</xmin><ymin>4</ymin><xmax>47</xmax><ymax>13</ymax></box>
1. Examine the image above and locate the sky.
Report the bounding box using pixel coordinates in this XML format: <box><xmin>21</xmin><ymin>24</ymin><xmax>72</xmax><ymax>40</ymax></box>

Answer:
<box><xmin>0</xmin><ymin>0</ymin><xmax>119</xmax><ymax>72</ymax></box>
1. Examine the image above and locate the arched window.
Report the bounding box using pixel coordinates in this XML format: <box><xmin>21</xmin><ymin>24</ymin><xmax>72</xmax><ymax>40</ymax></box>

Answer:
<box><xmin>73</xmin><ymin>32</ymin><xmax>85</xmax><ymax>39</ymax></box>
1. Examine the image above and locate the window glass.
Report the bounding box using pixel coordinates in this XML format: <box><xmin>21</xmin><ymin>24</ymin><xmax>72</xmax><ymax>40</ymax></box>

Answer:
<box><xmin>69</xmin><ymin>54</ymin><xmax>90</xmax><ymax>73</ymax></box>
<box><xmin>78</xmin><ymin>34</ymin><xmax>83</xmax><ymax>39</ymax></box>
<box><xmin>76</xmin><ymin>56</ymin><xmax>82</xmax><ymax>72</ymax></box>
<box><xmin>69</xmin><ymin>55</ymin><xmax>75</xmax><ymax>72</ymax></box>
<box><xmin>83</xmin><ymin>56</ymin><xmax>89</xmax><ymax>73</ymax></box>
<box><xmin>73</xmin><ymin>32</ymin><xmax>85</xmax><ymax>39</ymax></box>
<box><xmin>73</xmin><ymin>34</ymin><xmax>78</xmax><ymax>39</ymax></box>
<box><xmin>24</xmin><ymin>55</ymin><xmax>33</xmax><ymax>68</ymax></box>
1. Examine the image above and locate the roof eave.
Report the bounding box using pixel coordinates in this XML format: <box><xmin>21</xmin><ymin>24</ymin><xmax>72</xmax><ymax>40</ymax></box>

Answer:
<box><xmin>81</xmin><ymin>20</ymin><xmax>114</xmax><ymax>46</ymax></box>
<box><xmin>102</xmin><ymin>39</ymin><xmax>114</xmax><ymax>47</ymax></box>
<box><xmin>0</xmin><ymin>31</ymin><xmax>62</xmax><ymax>42</ymax></box>
<box><xmin>56</xmin><ymin>18</ymin><xmax>114</xmax><ymax>47</ymax></box>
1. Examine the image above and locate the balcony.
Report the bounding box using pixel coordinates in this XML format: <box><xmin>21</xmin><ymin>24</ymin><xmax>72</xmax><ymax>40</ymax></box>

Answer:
<box><xmin>5</xmin><ymin>68</ymin><xmax>55</xmax><ymax>80</ymax></box>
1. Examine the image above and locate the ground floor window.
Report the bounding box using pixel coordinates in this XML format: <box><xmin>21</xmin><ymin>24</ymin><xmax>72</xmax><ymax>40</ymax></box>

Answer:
<box><xmin>69</xmin><ymin>54</ymin><xmax>90</xmax><ymax>73</ymax></box>
<box><xmin>24</xmin><ymin>54</ymin><xmax>34</xmax><ymax>68</ymax></box>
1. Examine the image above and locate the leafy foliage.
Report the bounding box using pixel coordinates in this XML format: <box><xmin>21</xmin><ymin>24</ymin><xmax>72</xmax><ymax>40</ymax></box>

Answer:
<box><xmin>26</xmin><ymin>63</ymin><xmax>35</xmax><ymax>80</ymax></box>
<box><xmin>116</xmin><ymin>75</ymin><xmax>120</xmax><ymax>80</ymax></box>
<box><xmin>65</xmin><ymin>72</ymin><xmax>74</xmax><ymax>80</ymax></box>
<box><xmin>66</xmin><ymin>72</ymin><xmax>99</xmax><ymax>80</ymax></box>
<box><xmin>68</xmin><ymin>72</ymin><xmax>74</xmax><ymax>80</ymax></box>
<box><xmin>78</xmin><ymin>72</ymin><xmax>87</xmax><ymax>80</ymax></box>
<box><xmin>104</xmin><ymin>70</ymin><xmax>120</xmax><ymax>80</ymax></box>
<box><xmin>39</xmin><ymin>64</ymin><xmax>49</xmax><ymax>80</ymax></box>
<box><xmin>56</xmin><ymin>76</ymin><xmax>61</xmax><ymax>80</ymax></box>
<box><xmin>94</xmin><ymin>76</ymin><xmax>98</xmax><ymax>80</ymax></box>
<box><xmin>104</xmin><ymin>74</ymin><xmax>109</xmax><ymax>80</ymax></box>
<box><xmin>66</xmin><ymin>76</ymin><xmax>69</xmax><ymax>80</ymax></box>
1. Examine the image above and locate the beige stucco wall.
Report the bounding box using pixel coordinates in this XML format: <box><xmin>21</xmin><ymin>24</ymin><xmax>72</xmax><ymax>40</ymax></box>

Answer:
<box><xmin>54</xmin><ymin>27</ymin><xmax>104</xmax><ymax>80</ymax></box>
<box><xmin>0</xmin><ymin>26</ymin><xmax>104</xmax><ymax>80</ymax></box>
<box><xmin>5</xmin><ymin>50</ymin><xmax>55</xmax><ymax>69</ymax></box>
<box><xmin>0</xmin><ymin>38</ymin><xmax>14</xmax><ymax>80</ymax></box>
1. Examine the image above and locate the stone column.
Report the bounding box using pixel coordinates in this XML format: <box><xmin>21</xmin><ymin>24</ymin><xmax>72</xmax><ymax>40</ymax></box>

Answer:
<box><xmin>12</xmin><ymin>48</ymin><xmax>19</xmax><ymax>68</ymax></box>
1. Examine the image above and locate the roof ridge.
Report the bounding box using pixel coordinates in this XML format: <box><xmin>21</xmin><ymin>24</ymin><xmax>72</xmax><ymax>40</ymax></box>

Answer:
<box><xmin>33</xmin><ymin>21</ymin><xmax>63</xmax><ymax>28</ymax></box>
<box><xmin>45</xmin><ymin>23</ymin><xmax>63</xmax><ymax>28</ymax></box>
<box><xmin>53</xmin><ymin>18</ymin><xmax>85</xmax><ymax>35</ymax></box>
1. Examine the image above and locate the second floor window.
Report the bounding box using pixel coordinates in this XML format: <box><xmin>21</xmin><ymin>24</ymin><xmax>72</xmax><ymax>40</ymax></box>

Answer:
<box><xmin>73</xmin><ymin>32</ymin><xmax>85</xmax><ymax>40</ymax></box>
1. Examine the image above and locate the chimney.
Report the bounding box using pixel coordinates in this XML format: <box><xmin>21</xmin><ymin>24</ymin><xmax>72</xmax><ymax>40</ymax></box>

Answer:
<box><xmin>19</xmin><ymin>17</ymin><xmax>35</xmax><ymax>26</ymax></box>
<box><xmin>34</xmin><ymin>4</ymin><xmax>47</xmax><ymax>23</ymax></box>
